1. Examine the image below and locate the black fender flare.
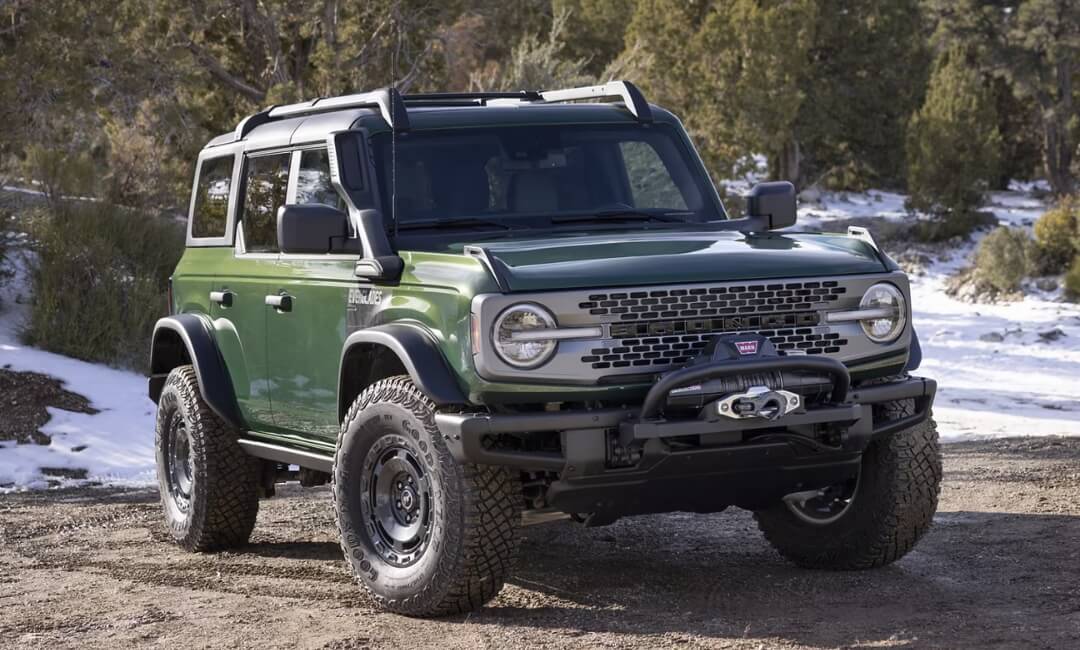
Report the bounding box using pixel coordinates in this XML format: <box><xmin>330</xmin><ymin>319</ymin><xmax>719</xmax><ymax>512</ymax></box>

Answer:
<box><xmin>338</xmin><ymin>323</ymin><xmax>467</xmax><ymax>416</ymax></box>
<box><xmin>148</xmin><ymin>314</ymin><xmax>245</xmax><ymax>429</ymax></box>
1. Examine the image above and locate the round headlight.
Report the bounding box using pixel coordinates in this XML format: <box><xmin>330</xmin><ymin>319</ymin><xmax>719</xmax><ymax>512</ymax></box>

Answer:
<box><xmin>493</xmin><ymin>304</ymin><xmax>558</xmax><ymax>368</ymax></box>
<box><xmin>859</xmin><ymin>283</ymin><xmax>907</xmax><ymax>343</ymax></box>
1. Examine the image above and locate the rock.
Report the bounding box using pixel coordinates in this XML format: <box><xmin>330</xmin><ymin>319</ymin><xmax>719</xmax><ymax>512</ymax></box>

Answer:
<box><xmin>1035</xmin><ymin>278</ymin><xmax>1058</xmax><ymax>292</ymax></box>
<box><xmin>1038</xmin><ymin>328</ymin><xmax>1066</xmax><ymax>342</ymax></box>
<box><xmin>979</xmin><ymin>332</ymin><xmax>1005</xmax><ymax>342</ymax></box>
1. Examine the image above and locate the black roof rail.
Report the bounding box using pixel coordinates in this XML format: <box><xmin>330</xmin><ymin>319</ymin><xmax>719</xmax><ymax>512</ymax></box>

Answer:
<box><xmin>404</xmin><ymin>91</ymin><xmax>542</xmax><ymax>103</ymax></box>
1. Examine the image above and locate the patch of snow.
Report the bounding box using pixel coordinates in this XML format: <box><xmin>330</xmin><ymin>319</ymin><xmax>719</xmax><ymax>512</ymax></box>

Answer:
<box><xmin>0</xmin><ymin>249</ymin><xmax>156</xmax><ymax>491</ymax></box>
<box><xmin>797</xmin><ymin>189</ymin><xmax>913</xmax><ymax>231</ymax></box>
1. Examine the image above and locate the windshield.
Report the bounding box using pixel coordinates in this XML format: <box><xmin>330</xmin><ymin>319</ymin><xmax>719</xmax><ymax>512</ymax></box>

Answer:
<box><xmin>371</xmin><ymin>123</ymin><xmax>725</xmax><ymax>235</ymax></box>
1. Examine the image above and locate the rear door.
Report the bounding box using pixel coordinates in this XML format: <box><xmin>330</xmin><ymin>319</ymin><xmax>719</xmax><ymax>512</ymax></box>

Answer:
<box><xmin>210</xmin><ymin>149</ymin><xmax>292</xmax><ymax>431</ymax></box>
<box><xmin>264</xmin><ymin>147</ymin><xmax>360</xmax><ymax>443</ymax></box>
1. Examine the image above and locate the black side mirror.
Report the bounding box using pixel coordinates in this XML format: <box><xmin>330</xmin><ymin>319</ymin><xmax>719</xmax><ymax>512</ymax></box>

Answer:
<box><xmin>747</xmin><ymin>181</ymin><xmax>797</xmax><ymax>230</ymax></box>
<box><xmin>277</xmin><ymin>204</ymin><xmax>349</xmax><ymax>254</ymax></box>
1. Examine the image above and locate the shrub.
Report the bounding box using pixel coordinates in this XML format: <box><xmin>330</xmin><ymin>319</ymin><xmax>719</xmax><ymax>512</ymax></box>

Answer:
<box><xmin>1031</xmin><ymin>196</ymin><xmax>1080</xmax><ymax>274</ymax></box>
<box><xmin>23</xmin><ymin>202</ymin><xmax>184</xmax><ymax>371</ymax></box>
<box><xmin>912</xmin><ymin>209</ymin><xmax>997</xmax><ymax>243</ymax></box>
<box><xmin>906</xmin><ymin>48</ymin><xmax>1001</xmax><ymax>216</ymax></box>
<box><xmin>973</xmin><ymin>227</ymin><xmax>1029</xmax><ymax>293</ymax></box>
<box><xmin>21</xmin><ymin>144</ymin><xmax>97</xmax><ymax>204</ymax></box>
<box><xmin>1065</xmin><ymin>257</ymin><xmax>1080</xmax><ymax>301</ymax></box>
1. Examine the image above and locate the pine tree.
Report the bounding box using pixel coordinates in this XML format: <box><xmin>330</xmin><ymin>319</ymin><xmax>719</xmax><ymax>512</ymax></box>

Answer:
<box><xmin>928</xmin><ymin>0</ymin><xmax>1080</xmax><ymax>195</ymax></box>
<box><xmin>906</xmin><ymin>48</ymin><xmax>1002</xmax><ymax>215</ymax></box>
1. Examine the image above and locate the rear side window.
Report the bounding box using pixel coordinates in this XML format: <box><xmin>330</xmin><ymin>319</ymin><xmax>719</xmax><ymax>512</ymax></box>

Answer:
<box><xmin>191</xmin><ymin>155</ymin><xmax>234</xmax><ymax>238</ymax></box>
<box><xmin>296</xmin><ymin>149</ymin><xmax>346</xmax><ymax>211</ymax></box>
<box><xmin>241</xmin><ymin>152</ymin><xmax>290</xmax><ymax>253</ymax></box>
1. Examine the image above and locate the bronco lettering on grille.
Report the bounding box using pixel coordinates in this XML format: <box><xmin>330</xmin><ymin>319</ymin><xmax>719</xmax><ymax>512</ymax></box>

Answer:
<box><xmin>609</xmin><ymin>312</ymin><xmax>820</xmax><ymax>339</ymax></box>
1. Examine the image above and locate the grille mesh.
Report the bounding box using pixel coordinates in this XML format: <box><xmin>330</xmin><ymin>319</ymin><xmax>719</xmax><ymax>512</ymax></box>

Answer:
<box><xmin>577</xmin><ymin>281</ymin><xmax>851</xmax><ymax>371</ymax></box>
<box><xmin>578</xmin><ymin>280</ymin><xmax>846</xmax><ymax>321</ymax></box>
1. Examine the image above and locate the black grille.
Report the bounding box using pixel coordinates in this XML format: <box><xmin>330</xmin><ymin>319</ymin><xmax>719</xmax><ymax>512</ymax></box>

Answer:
<box><xmin>578</xmin><ymin>281</ymin><xmax>846</xmax><ymax>321</ymax></box>
<box><xmin>581</xmin><ymin>312</ymin><xmax>850</xmax><ymax>370</ymax></box>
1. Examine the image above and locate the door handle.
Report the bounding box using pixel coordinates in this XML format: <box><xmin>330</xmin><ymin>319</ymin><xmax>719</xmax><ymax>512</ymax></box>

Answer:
<box><xmin>209</xmin><ymin>290</ymin><xmax>235</xmax><ymax>307</ymax></box>
<box><xmin>265</xmin><ymin>293</ymin><xmax>293</xmax><ymax>312</ymax></box>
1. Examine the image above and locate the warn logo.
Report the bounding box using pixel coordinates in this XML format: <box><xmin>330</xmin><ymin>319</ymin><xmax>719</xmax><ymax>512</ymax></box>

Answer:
<box><xmin>735</xmin><ymin>340</ymin><xmax>759</xmax><ymax>356</ymax></box>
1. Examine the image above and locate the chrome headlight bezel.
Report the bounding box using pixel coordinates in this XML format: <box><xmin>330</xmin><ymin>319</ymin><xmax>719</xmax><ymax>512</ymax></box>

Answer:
<box><xmin>858</xmin><ymin>282</ymin><xmax>907</xmax><ymax>343</ymax></box>
<box><xmin>492</xmin><ymin>303</ymin><xmax>559</xmax><ymax>368</ymax></box>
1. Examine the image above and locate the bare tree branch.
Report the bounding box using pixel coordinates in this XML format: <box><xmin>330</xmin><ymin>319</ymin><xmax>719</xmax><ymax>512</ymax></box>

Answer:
<box><xmin>186</xmin><ymin>40</ymin><xmax>266</xmax><ymax>102</ymax></box>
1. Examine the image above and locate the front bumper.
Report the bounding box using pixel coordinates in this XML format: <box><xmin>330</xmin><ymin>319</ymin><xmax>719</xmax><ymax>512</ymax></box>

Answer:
<box><xmin>435</xmin><ymin>357</ymin><xmax>936</xmax><ymax>520</ymax></box>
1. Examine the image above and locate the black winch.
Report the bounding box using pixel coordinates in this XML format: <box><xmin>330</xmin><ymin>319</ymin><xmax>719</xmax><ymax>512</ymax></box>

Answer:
<box><xmin>663</xmin><ymin>333</ymin><xmax>835</xmax><ymax>415</ymax></box>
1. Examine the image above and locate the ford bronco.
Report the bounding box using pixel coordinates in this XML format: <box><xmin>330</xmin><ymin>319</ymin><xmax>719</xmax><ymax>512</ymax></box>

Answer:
<box><xmin>149</xmin><ymin>81</ymin><xmax>941</xmax><ymax>617</ymax></box>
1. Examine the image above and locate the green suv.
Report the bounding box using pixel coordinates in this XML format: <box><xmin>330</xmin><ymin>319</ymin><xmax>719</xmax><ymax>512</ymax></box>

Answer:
<box><xmin>149</xmin><ymin>81</ymin><xmax>941</xmax><ymax>617</ymax></box>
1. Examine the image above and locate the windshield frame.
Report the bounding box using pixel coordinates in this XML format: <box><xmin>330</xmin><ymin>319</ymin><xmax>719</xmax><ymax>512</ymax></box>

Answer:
<box><xmin>368</xmin><ymin>121</ymin><xmax>728</xmax><ymax>244</ymax></box>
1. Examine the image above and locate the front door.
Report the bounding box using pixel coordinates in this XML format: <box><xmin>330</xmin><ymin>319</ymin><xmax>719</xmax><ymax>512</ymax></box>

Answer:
<box><xmin>212</xmin><ymin>150</ymin><xmax>291</xmax><ymax>431</ymax></box>
<box><xmin>265</xmin><ymin>148</ymin><xmax>359</xmax><ymax>443</ymax></box>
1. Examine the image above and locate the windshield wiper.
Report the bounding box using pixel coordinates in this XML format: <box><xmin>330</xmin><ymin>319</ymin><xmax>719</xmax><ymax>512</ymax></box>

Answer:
<box><xmin>550</xmin><ymin>209</ymin><xmax>691</xmax><ymax>224</ymax></box>
<box><xmin>396</xmin><ymin>217</ymin><xmax>511</xmax><ymax>231</ymax></box>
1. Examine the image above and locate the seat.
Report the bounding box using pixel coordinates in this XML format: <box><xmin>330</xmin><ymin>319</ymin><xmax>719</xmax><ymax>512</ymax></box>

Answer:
<box><xmin>509</xmin><ymin>171</ymin><xmax>559</xmax><ymax>213</ymax></box>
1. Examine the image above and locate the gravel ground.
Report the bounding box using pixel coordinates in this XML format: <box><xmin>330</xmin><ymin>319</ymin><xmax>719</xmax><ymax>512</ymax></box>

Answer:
<box><xmin>1</xmin><ymin>436</ymin><xmax>1078</xmax><ymax>650</ymax></box>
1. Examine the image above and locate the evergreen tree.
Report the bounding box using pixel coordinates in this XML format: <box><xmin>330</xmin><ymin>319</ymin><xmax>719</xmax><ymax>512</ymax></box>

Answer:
<box><xmin>928</xmin><ymin>0</ymin><xmax>1080</xmax><ymax>195</ymax></box>
<box><xmin>906</xmin><ymin>48</ymin><xmax>1002</xmax><ymax>215</ymax></box>
<box><xmin>553</xmin><ymin>0</ymin><xmax>637</xmax><ymax>75</ymax></box>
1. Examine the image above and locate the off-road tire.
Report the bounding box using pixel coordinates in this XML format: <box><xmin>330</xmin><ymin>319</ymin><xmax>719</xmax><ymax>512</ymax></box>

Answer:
<box><xmin>754</xmin><ymin>395</ymin><xmax>942</xmax><ymax>569</ymax></box>
<box><xmin>333</xmin><ymin>376</ymin><xmax>521</xmax><ymax>617</ymax></box>
<box><xmin>155</xmin><ymin>365</ymin><xmax>260</xmax><ymax>551</ymax></box>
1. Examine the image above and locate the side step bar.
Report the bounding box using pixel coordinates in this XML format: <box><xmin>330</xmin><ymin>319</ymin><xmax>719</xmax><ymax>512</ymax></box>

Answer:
<box><xmin>237</xmin><ymin>438</ymin><xmax>334</xmax><ymax>474</ymax></box>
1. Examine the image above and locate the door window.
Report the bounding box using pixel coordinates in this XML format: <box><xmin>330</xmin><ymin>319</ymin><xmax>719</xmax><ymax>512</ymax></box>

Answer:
<box><xmin>296</xmin><ymin>149</ymin><xmax>347</xmax><ymax>211</ymax></box>
<box><xmin>241</xmin><ymin>152</ymin><xmax>290</xmax><ymax>253</ymax></box>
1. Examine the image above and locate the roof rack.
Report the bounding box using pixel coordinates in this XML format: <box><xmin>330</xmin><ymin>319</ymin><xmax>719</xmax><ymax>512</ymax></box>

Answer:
<box><xmin>235</xmin><ymin>88</ymin><xmax>410</xmax><ymax>140</ymax></box>
<box><xmin>232</xmin><ymin>80</ymin><xmax>652</xmax><ymax>141</ymax></box>
<box><xmin>403</xmin><ymin>91</ymin><xmax>543</xmax><ymax>104</ymax></box>
<box><xmin>538</xmin><ymin>81</ymin><xmax>653</xmax><ymax>122</ymax></box>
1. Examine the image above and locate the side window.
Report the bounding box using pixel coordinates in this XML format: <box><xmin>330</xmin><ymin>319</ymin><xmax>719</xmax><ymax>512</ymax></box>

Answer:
<box><xmin>619</xmin><ymin>141</ymin><xmax>688</xmax><ymax>210</ymax></box>
<box><xmin>241</xmin><ymin>152</ymin><xmax>290</xmax><ymax>253</ymax></box>
<box><xmin>191</xmin><ymin>155</ymin><xmax>234</xmax><ymax>239</ymax></box>
<box><xmin>296</xmin><ymin>149</ymin><xmax>347</xmax><ymax>211</ymax></box>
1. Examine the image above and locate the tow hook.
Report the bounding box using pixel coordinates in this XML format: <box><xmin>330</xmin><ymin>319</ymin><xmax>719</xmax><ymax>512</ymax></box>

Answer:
<box><xmin>713</xmin><ymin>386</ymin><xmax>801</xmax><ymax>420</ymax></box>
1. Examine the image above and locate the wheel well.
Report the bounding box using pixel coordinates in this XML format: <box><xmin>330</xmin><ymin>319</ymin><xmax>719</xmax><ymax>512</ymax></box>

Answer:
<box><xmin>150</xmin><ymin>328</ymin><xmax>192</xmax><ymax>376</ymax></box>
<box><xmin>339</xmin><ymin>343</ymin><xmax>408</xmax><ymax>421</ymax></box>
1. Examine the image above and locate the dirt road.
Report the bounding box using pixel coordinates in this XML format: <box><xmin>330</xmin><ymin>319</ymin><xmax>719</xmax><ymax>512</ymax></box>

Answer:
<box><xmin>2</xmin><ymin>437</ymin><xmax>1079</xmax><ymax>649</ymax></box>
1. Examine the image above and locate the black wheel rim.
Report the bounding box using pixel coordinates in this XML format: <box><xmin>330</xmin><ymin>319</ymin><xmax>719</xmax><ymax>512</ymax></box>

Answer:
<box><xmin>165</xmin><ymin>414</ymin><xmax>193</xmax><ymax>512</ymax></box>
<box><xmin>784</xmin><ymin>471</ymin><xmax>859</xmax><ymax>526</ymax></box>
<box><xmin>362</xmin><ymin>444</ymin><xmax>433</xmax><ymax>567</ymax></box>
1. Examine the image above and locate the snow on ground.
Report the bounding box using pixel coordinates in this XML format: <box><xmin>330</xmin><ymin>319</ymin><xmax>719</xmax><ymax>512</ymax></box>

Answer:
<box><xmin>797</xmin><ymin>187</ymin><xmax>1080</xmax><ymax>441</ymax></box>
<box><xmin>0</xmin><ymin>250</ymin><xmax>156</xmax><ymax>490</ymax></box>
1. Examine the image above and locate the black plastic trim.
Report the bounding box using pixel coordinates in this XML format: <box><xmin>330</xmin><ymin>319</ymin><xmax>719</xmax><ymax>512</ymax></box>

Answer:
<box><xmin>435</xmin><ymin>375</ymin><xmax>935</xmax><ymax>470</ymax></box>
<box><xmin>148</xmin><ymin>314</ymin><xmax>245</xmax><ymax>429</ymax></box>
<box><xmin>339</xmin><ymin>323</ymin><xmax>467</xmax><ymax>409</ymax></box>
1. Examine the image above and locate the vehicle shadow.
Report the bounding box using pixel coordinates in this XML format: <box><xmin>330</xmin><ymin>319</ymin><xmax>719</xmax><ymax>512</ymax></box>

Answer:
<box><xmin>457</xmin><ymin>508</ymin><xmax>1080</xmax><ymax>648</ymax></box>
<box><xmin>244</xmin><ymin>540</ymin><xmax>343</xmax><ymax>562</ymax></box>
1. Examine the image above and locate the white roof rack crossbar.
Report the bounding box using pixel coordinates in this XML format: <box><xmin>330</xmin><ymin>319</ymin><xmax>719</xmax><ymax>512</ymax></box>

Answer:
<box><xmin>235</xmin><ymin>87</ymin><xmax>409</xmax><ymax>140</ymax></box>
<box><xmin>538</xmin><ymin>81</ymin><xmax>653</xmax><ymax>122</ymax></box>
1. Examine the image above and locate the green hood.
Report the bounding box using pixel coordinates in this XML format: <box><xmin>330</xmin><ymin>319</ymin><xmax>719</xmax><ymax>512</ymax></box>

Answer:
<box><xmin>471</xmin><ymin>231</ymin><xmax>887</xmax><ymax>292</ymax></box>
